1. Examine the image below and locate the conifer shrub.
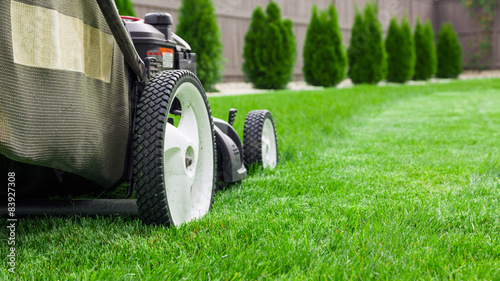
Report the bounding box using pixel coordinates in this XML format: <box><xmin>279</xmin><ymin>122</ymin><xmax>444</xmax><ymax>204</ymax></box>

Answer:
<box><xmin>385</xmin><ymin>18</ymin><xmax>403</xmax><ymax>82</ymax></box>
<box><xmin>385</xmin><ymin>17</ymin><xmax>415</xmax><ymax>83</ymax></box>
<box><xmin>347</xmin><ymin>8</ymin><xmax>364</xmax><ymax>82</ymax></box>
<box><xmin>177</xmin><ymin>0</ymin><xmax>224</xmax><ymax>91</ymax></box>
<box><xmin>436</xmin><ymin>23</ymin><xmax>462</xmax><ymax>78</ymax></box>
<box><xmin>414</xmin><ymin>19</ymin><xmax>437</xmax><ymax>80</ymax></box>
<box><xmin>302</xmin><ymin>4</ymin><xmax>346</xmax><ymax>87</ymax></box>
<box><xmin>242</xmin><ymin>2</ymin><xmax>296</xmax><ymax>89</ymax></box>
<box><xmin>284</xmin><ymin>19</ymin><xmax>296</xmax><ymax>60</ymax></box>
<box><xmin>425</xmin><ymin>22</ymin><xmax>438</xmax><ymax>76</ymax></box>
<box><xmin>242</xmin><ymin>7</ymin><xmax>266</xmax><ymax>87</ymax></box>
<box><xmin>347</xmin><ymin>2</ymin><xmax>386</xmax><ymax>84</ymax></box>
<box><xmin>303</xmin><ymin>6</ymin><xmax>324</xmax><ymax>86</ymax></box>
<box><xmin>114</xmin><ymin>0</ymin><xmax>136</xmax><ymax>17</ymax></box>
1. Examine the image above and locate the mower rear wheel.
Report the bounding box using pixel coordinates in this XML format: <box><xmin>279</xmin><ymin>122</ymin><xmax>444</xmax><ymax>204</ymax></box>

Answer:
<box><xmin>133</xmin><ymin>70</ymin><xmax>215</xmax><ymax>226</ymax></box>
<box><xmin>243</xmin><ymin>110</ymin><xmax>278</xmax><ymax>169</ymax></box>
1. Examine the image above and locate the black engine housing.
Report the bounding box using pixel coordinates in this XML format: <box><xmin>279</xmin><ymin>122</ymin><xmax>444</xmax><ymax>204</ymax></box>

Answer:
<box><xmin>124</xmin><ymin>13</ymin><xmax>196</xmax><ymax>75</ymax></box>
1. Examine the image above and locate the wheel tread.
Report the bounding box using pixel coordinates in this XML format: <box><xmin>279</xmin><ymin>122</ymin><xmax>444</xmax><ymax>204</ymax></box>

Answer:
<box><xmin>243</xmin><ymin>110</ymin><xmax>278</xmax><ymax>168</ymax></box>
<box><xmin>133</xmin><ymin>70</ymin><xmax>215</xmax><ymax>225</ymax></box>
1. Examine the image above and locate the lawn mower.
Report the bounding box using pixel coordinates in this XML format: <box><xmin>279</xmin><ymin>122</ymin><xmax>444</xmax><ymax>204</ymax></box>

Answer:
<box><xmin>0</xmin><ymin>0</ymin><xmax>278</xmax><ymax>226</ymax></box>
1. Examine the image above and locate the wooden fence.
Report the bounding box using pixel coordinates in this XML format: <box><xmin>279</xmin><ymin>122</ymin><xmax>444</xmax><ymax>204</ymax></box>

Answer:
<box><xmin>131</xmin><ymin>0</ymin><xmax>499</xmax><ymax>81</ymax></box>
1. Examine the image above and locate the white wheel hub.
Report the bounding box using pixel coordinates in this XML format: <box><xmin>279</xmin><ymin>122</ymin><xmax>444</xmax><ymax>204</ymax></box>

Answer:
<box><xmin>261</xmin><ymin>118</ymin><xmax>277</xmax><ymax>169</ymax></box>
<box><xmin>162</xmin><ymin>82</ymin><xmax>213</xmax><ymax>226</ymax></box>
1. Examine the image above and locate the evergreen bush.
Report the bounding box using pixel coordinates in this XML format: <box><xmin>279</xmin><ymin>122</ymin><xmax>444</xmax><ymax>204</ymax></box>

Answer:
<box><xmin>385</xmin><ymin>18</ymin><xmax>403</xmax><ymax>82</ymax></box>
<box><xmin>327</xmin><ymin>4</ymin><xmax>347</xmax><ymax>86</ymax></box>
<box><xmin>436</xmin><ymin>23</ymin><xmax>462</xmax><ymax>78</ymax></box>
<box><xmin>425</xmin><ymin>21</ymin><xmax>438</xmax><ymax>76</ymax></box>
<box><xmin>177</xmin><ymin>0</ymin><xmax>224</xmax><ymax>91</ymax></box>
<box><xmin>347</xmin><ymin>2</ymin><xmax>386</xmax><ymax>84</ymax></box>
<box><xmin>114</xmin><ymin>0</ymin><xmax>136</xmax><ymax>17</ymax></box>
<box><xmin>242</xmin><ymin>7</ymin><xmax>266</xmax><ymax>87</ymax></box>
<box><xmin>414</xmin><ymin>19</ymin><xmax>437</xmax><ymax>80</ymax></box>
<box><xmin>242</xmin><ymin>2</ymin><xmax>296</xmax><ymax>89</ymax></box>
<box><xmin>385</xmin><ymin>17</ymin><xmax>415</xmax><ymax>83</ymax></box>
<box><xmin>347</xmin><ymin>8</ymin><xmax>363</xmax><ymax>82</ymax></box>
<box><xmin>303</xmin><ymin>4</ymin><xmax>346</xmax><ymax>87</ymax></box>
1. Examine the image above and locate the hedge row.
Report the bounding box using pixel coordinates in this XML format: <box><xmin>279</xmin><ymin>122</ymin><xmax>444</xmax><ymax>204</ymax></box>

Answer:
<box><xmin>241</xmin><ymin>1</ymin><xmax>462</xmax><ymax>88</ymax></box>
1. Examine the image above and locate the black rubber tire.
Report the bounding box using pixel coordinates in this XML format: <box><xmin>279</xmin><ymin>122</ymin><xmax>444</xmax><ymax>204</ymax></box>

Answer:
<box><xmin>133</xmin><ymin>70</ymin><xmax>215</xmax><ymax>225</ymax></box>
<box><xmin>243</xmin><ymin>110</ymin><xmax>278</xmax><ymax>168</ymax></box>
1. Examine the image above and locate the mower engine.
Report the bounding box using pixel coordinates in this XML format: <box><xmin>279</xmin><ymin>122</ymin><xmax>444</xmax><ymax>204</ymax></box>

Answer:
<box><xmin>123</xmin><ymin>14</ymin><xmax>196</xmax><ymax>77</ymax></box>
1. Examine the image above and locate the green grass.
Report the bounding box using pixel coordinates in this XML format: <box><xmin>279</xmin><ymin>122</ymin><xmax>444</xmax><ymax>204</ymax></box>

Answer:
<box><xmin>1</xmin><ymin>79</ymin><xmax>500</xmax><ymax>280</ymax></box>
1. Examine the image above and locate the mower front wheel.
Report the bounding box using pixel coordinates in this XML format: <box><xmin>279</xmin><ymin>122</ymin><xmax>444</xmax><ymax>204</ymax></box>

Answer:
<box><xmin>243</xmin><ymin>110</ymin><xmax>278</xmax><ymax>169</ymax></box>
<box><xmin>133</xmin><ymin>70</ymin><xmax>215</xmax><ymax>226</ymax></box>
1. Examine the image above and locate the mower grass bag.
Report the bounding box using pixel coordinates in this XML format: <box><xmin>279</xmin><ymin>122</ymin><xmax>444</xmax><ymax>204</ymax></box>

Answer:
<box><xmin>0</xmin><ymin>0</ymin><xmax>130</xmax><ymax>188</ymax></box>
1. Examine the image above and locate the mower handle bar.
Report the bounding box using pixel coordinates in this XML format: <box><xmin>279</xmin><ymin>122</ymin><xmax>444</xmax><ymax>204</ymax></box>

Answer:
<box><xmin>96</xmin><ymin>0</ymin><xmax>147</xmax><ymax>84</ymax></box>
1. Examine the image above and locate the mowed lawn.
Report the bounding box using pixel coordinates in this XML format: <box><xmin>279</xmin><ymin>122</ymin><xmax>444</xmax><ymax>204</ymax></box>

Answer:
<box><xmin>1</xmin><ymin>79</ymin><xmax>499</xmax><ymax>280</ymax></box>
